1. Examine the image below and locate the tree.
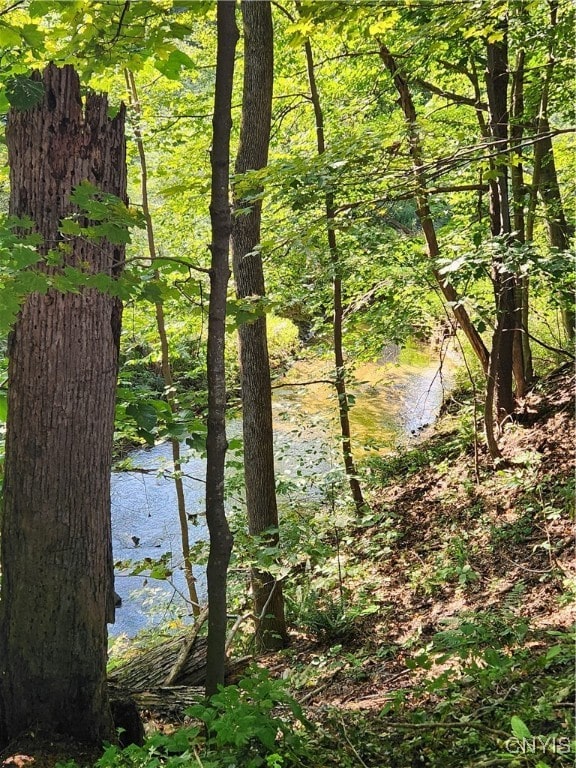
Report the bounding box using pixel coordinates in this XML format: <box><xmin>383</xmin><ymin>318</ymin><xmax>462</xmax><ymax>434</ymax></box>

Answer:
<box><xmin>205</xmin><ymin>0</ymin><xmax>238</xmax><ymax>697</ymax></box>
<box><xmin>124</xmin><ymin>67</ymin><xmax>202</xmax><ymax>617</ymax></box>
<box><xmin>532</xmin><ymin>0</ymin><xmax>575</xmax><ymax>341</ymax></box>
<box><xmin>0</xmin><ymin>64</ymin><xmax>125</xmax><ymax>745</ymax></box>
<box><xmin>484</xmin><ymin>19</ymin><xmax>519</xmax><ymax>421</ymax></box>
<box><xmin>231</xmin><ymin>0</ymin><xmax>288</xmax><ymax>651</ymax></box>
<box><xmin>508</xmin><ymin>17</ymin><xmax>534</xmax><ymax>386</ymax></box>
<box><xmin>298</xmin><ymin>13</ymin><xmax>367</xmax><ymax>515</ymax></box>
<box><xmin>378</xmin><ymin>41</ymin><xmax>491</xmax><ymax>375</ymax></box>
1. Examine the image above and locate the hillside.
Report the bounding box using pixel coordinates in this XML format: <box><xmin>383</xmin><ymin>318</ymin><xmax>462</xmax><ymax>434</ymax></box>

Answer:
<box><xmin>1</xmin><ymin>364</ymin><xmax>573</xmax><ymax>768</ymax></box>
<box><xmin>267</xmin><ymin>363</ymin><xmax>574</xmax><ymax>766</ymax></box>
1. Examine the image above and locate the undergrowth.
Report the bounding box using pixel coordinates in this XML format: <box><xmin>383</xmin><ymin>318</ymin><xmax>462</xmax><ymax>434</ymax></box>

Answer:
<box><xmin>92</xmin><ymin>369</ymin><xmax>574</xmax><ymax>768</ymax></box>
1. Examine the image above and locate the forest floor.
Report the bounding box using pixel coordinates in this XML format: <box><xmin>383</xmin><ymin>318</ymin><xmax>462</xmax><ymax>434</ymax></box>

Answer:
<box><xmin>1</xmin><ymin>363</ymin><xmax>574</xmax><ymax>768</ymax></box>
<box><xmin>280</xmin><ymin>362</ymin><xmax>575</xmax><ymax>708</ymax></box>
<box><xmin>259</xmin><ymin>361</ymin><xmax>575</xmax><ymax>766</ymax></box>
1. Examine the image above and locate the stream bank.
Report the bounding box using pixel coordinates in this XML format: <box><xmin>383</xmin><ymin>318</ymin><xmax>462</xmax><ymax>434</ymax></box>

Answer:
<box><xmin>110</xmin><ymin>344</ymin><xmax>454</xmax><ymax>638</ymax></box>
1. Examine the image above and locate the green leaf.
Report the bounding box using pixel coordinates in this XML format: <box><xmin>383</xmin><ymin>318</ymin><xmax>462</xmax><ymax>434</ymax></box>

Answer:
<box><xmin>27</xmin><ymin>1</ymin><xmax>55</xmax><ymax>17</ymax></box>
<box><xmin>369</xmin><ymin>12</ymin><xmax>400</xmax><ymax>36</ymax></box>
<box><xmin>6</xmin><ymin>75</ymin><xmax>44</xmax><ymax>111</ymax></box>
<box><xmin>0</xmin><ymin>393</ymin><xmax>7</xmax><ymax>422</ymax></box>
<box><xmin>160</xmin><ymin>183</ymin><xmax>191</xmax><ymax>197</ymax></box>
<box><xmin>0</xmin><ymin>88</ymin><xmax>9</xmax><ymax>114</ymax></box>
<box><xmin>510</xmin><ymin>716</ymin><xmax>532</xmax><ymax>739</ymax></box>
<box><xmin>0</xmin><ymin>24</ymin><xmax>21</xmax><ymax>47</ymax></box>
<box><xmin>155</xmin><ymin>49</ymin><xmax>195</xmax><ymax>80</ymax></box>
<box><xmin>92</xmin><ymin>222</ymin><xmax>132</xmax><ymax>244</ymax></box>
<box><xmin>545</xmin><ymin>645</ymin><xmax>563</xmax><ymax>662</ymax></box>
<box><xmin>59</xmin><ymin>218</ymin><xmax>83</xmax><ymax>236</ymax></box>
<box><xmin>17</xmin><ymin>270</ymin><xmax>49</xmax><ymax>294</ymax></box>
<box><xmin>69</xmin><ymin>180</ymin><xmax>99</xmax><ymax>207</ymax></box>
<box><xmin>0</xmin><ymin>289</ymin><xmax>23</xmax><ymax>333</ymax></box>
<box><xmin>126</xmin><ymin>401</ymin><xmax>158</xmax><ymax>433</ymax></box>
<box><xmin>19</xmin><ymin>23</ymin><xmax>46</xmax><ymax>49</ymax></box>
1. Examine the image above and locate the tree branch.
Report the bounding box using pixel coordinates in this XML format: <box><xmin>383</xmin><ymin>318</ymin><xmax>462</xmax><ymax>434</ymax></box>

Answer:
<box><xmin>0</xmin><ymin>1</ymin><xmax>25</xmax><ymax>16</ymax></box>
<box><xmin>416</xmin><ymin>78</ymin><xmax>487</xmax><ymax>110</ymax></box>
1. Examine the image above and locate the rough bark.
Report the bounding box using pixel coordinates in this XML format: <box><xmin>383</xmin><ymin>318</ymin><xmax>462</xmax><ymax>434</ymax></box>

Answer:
<box><xmin>303</xmin><ymin>33</ymin><xmax>366</xmax><ymax>514</ymax></box>
<box><xmin>205</xmin><ymin>0</ymin><xmax>238</xmax><ymax>697</ymax></box>
<box><xmin>538</xmin><ymin>121</ymin><xmax>575</xmax><ymax>341</ymax></box>
<box><xmin>0</xmin><ymin>64</ymin><xmax>125</xmax><ymax>745</ymax></box>
<box><xmin>232</xmin><ymin>0</ymin><xmax>288</xmax><ymax>651</ymax></box>
<box><xmin>485</xmin><ymin>27</ymin><xmax>518</xmax><ymax>420</ymax></box>
<box><xmin>378</xmin><ymin>43</ymin><xmax>490</xmax><ymax>375</ymax></box>
<box><xmin>510</xmin><ymin>50</ymin><xmax>530</xmax><ymax>393</ymax></box>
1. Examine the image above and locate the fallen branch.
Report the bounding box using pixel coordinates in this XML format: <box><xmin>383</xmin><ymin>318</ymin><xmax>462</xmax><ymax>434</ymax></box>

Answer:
<box><xmin>164</xmin><ymin>606</ymin><xmax>209</xmax><ymax>686</ymax></box>
<box><xmin>225</xmin><ymin>578</ymin><xmax>282</xmax><ymax>652</ymax></box>
<box><xmin>109</xmin><ymin>633</ymin><xmax>249</xmax><ymax>691</ymax></box>
<box><xmin>380</xmin><ymin>720</ymin><xmax>510</xmax><ymax>740</ymax></box>
<box><xmin>272</xmin><ymin>379</ymin><xmax>334</xmax><ymax>389</ymax></box>
<box><xmin>525</xmin><ymin>330</ymin><xmax>575</xmax><ymax>360</ymax></box>
<box><xmin>339</xmin><ymin>716</ymin><xmax>369</xmax><ymax>768</ymax></box>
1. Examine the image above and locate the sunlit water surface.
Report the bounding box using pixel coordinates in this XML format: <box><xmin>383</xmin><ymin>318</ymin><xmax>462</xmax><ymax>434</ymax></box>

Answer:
<box><xmin>110</xmin><ymin>345</ymin><xmax>453</xmax><ymax>638</ymax></box>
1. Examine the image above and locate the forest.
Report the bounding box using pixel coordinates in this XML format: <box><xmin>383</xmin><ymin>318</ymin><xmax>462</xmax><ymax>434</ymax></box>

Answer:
<box><xmin>0</xmin><ymin>1</ymin><xmax>574</xmax><ymax>766</ymax></box>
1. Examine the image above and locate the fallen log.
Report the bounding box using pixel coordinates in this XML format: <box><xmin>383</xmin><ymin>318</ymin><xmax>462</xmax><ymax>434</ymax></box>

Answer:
<box><xmin>109</xmin><ymin>682</ymin><xmax>204</xmax><ymax>719</ymax></box>
<box><xmin>109</xmin><ymin>633</ymin><xmax>250</xmax><ymax>691</ymax></box>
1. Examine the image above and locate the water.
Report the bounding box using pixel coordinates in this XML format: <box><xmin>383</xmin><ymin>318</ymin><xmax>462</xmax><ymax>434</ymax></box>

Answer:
<box><xmin>111</xmin><ymin>445</ymin><xmax>209</xmax><ymax>638</ymax></box>
<box><xmin>110</xmin><ymin>345</ymin><xmax>452</xmax><ymax>638</ymax></box>
<box><xmin>271</xmin><ymin>345</ymin><xmax>453</xmax><ymax>455</ymax></box>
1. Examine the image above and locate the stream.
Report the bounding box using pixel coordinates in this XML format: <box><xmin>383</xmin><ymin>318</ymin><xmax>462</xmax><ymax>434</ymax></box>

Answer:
<box><xmin>110</xmin><ymin>345</ymin><xmax>453</xmax><ymax>639</ymax></box>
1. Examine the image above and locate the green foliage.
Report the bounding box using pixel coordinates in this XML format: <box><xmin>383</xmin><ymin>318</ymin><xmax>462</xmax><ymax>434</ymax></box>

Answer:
<box><xmin>407</xmin><ymin>533</ymin><xmax>480</xmax><ymax>597</ymax></box>
<box><xmin>431</xmin><ymin>606</ymin><xmax>529</xmax><ymax>673</ymax></box>
<box><xmin>0</xmin><ymin>215</ymin><xmax>45</xmax><ymax>330</ymax></box>
<box><xmin>1</xmin><ymin>5</ymin><xmax>574</xmax><ymax>765</ymax></box>
<box><xmin>187</xmin><ymin>668</ymin><xmax>310</xmax><ymax>767</ymax></box>
<box><xmin>94</xmin><ymin>670</ymin><xmax>311</xmax><ymax>768</ymax></box>
<box><xmin>363</xmin><ymin>433</ymin><xmax>465</xmax><ymax>487</ymax></box>
<box><xmin>66</xmin><ymin>181</ymin><xmax>146</xmax><ymax>245</ymax></box>
<box><xmin>296</xmin><ymin>591</ymin><xmax>377</xmax><ymax>644</ymax></box>
<box><xmin>0</xmin><ymin>183</ymin><xmax>144</xmax><ymax>334</ymax></box>
<box><xmin>115</xmin><ymin>551</ymin><xmax>174</xmax><ymax>582</ymax></box>
<box><xmin>5</xmin><ymin>74</ymin><xmax>44</xmax><ymax>110</ymax></box>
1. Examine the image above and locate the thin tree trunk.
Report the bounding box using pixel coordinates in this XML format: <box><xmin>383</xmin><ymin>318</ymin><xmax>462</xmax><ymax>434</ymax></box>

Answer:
<box><xmin>485</xmin><ymin>25</ymin><xmax>518</xmax><ymax>420</ymax></box>
<box><xmin>510</xmin><ymin>49</ymin><xmax>530</xmax><ymax>393</ymax></box>
<box><xmin>378</xmin><ymin>43</ymin><xmax>490</xmax><ymax>375</ymax></box>
<box><xmin>0</xmin><ymin>64</ymin><xmax>123</xmax><ymax>745</ymax></box>
<box><xmin>205</xmin><ymin>0</ymin><xmax>238</xmax><ymax>697</ymax></box>
<box><xmin>526</xmin><ymin>0</ymin><xmax>573</xmax><ymax>340</ymax></box>
<box><xmin>232</xmin><ymin>0</ymin><xmax>287</xmax><ymax>651</ymax></box>
<box><xmin>124</xmin><ymin>68</ymin><xmax>201</xmax><ymax>617</ymax></box>
<box><xmin>302</xmin><ymin>33</ymin><xmax>366</xmax><ymax>514</ymax></box>
<box><xmin>538</xmin><ymin>121</ymin><xmax>575</xmax><ymax>341</ymax></box>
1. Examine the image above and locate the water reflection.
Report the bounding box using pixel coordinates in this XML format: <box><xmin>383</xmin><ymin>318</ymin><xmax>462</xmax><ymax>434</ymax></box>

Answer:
<box><xmin>272</xmin><ymin>345</ymin><xmax>453</xmax><ymax>455</ymax></box>
<box><xmin>110</xmin><ymin>345</ymin><xmax>452</xmax><ymax>638</ymax></box>
<box><xmin>110</xmin><ymin>445</ymin><xmax>208</xmax><ymax>638</ymax></box>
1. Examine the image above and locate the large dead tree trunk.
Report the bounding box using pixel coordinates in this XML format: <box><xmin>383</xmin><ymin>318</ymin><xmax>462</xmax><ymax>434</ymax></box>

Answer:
<box><xmin>232</xmin><ymin>0</ymin><xmax>288</xmax><ymax>651</ymax></box>
<box><xmin>0</xmin><ymin>64</ymin><xmax>125</xmax><ymax>745</ymax></box>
